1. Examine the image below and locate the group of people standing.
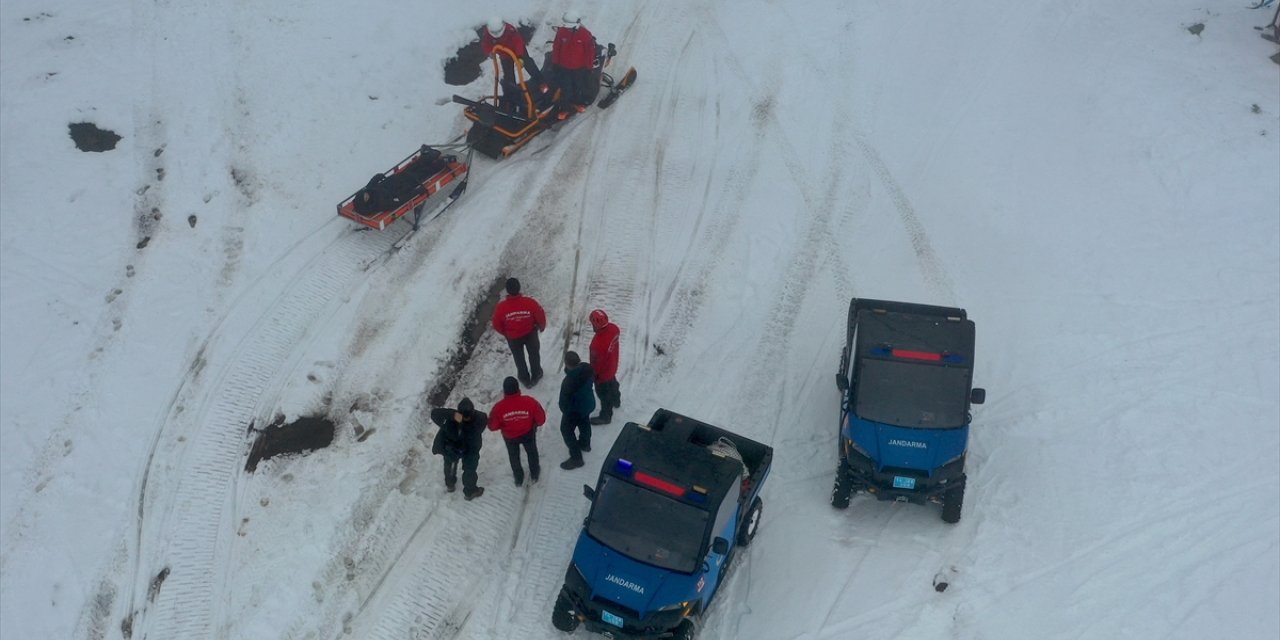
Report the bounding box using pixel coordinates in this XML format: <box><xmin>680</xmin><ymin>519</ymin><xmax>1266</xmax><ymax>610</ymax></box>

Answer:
<box><xmin>430</xmin><ymin>277</ymin><xmax>622</xmax><ymax>501</ymax></box>
<box><xmin>479</xmin><ymin>11</ymin><xmax>601</xmax><ymax>118</ymax></box>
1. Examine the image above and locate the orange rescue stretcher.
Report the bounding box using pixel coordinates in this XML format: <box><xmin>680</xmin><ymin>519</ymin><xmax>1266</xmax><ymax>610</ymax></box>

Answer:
<box><xmin>337</xmin><ymin>145</ymin><xmax>469</xmax><ymax>230</ymax></box>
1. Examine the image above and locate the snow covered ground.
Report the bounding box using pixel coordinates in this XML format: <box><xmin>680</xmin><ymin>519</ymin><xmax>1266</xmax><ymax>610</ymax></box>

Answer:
<box><xmin>2</xmin><ymin>0</ymin><xmax>1278</xmax><ymax>638</ymax></box>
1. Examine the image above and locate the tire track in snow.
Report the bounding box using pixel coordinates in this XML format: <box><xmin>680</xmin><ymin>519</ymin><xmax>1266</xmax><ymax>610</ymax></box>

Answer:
<box><xmin>851</xmin><ymin>130</ymin><xmax>956</xmax><ymax>303</ymax></box>
<box><xmin>686</xmin><ymin>12</ymin><xmax>886</xmax><ymax>637</ymax></box>
<box><xmin>579</xmin><ymin>4</ymin><xmax>691</xmax><ymax>367</ymax></box>
<box><xmin>640</xmin><ymin>74</ymin><xmax>768</xmax><ymax>378</ymax></box>
<box><xmin>467</xmin><ymin>478</ymin><xmax>588</xmax><ymax>638</ymax></box>
<box><xmin>701</xmin><ymin>5</ymin><xmax>953</xmax><ymax>310</ymax></box>
<box><xmin>349</xmin><ymin>484</ymin><xmax>528</xmax><ymax>640</ymax></box>
<box><xmin>131</xmin><ymin>225</ymin><xmax>404</xmax><ymax>640</ymax></box>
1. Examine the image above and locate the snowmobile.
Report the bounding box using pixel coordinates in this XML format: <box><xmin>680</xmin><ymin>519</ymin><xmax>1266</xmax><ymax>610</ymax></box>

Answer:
<box><xmin>337</xmin><ymin>144</ymin><xmax>469</xmax><ymax>231</ymax></box>
<box><xmin>335</xmin><ymin>36</ymin><xmax>635</xmax><ymax>237</ymax></box>
<box><xmin>453</xmin><ymin>42</ymin><xmax>636</xmax><ymax>159</ymax></box>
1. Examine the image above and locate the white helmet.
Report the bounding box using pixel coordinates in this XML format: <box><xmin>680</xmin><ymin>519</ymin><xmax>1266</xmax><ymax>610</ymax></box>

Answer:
<box><xmin>562</xmin><ymin>11</ymin><xmax>582</xmax><ymax>27</ymax></box>
<box><xmin>486</xmin><ymin>17</ymin><xmax>506</xmax><ymax>36</ymax></box>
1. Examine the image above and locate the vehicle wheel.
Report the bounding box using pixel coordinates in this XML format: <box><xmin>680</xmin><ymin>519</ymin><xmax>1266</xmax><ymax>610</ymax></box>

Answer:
<box><xmin>552</xmin><ymin>591</ymin><xmax>579</xmax><ymax>632</ymax></box>
<box><xmin>671</xmin><ymin>618</ymin><xmax>697</xmax><ymax>640</ymax></box>
<box><xmin>941</xmin><ymin>483</ymin><xmax>964</xmax><ymax>524</ymax></box>
<box><xmin>736</xmin><ymin>497</ymin><xmax>763</xmax><ymax>547</ymax></box>
<box><xmin>831</xmin><ymin>465</ymin><xmax>853</xmax><ymax>509</ymax></box>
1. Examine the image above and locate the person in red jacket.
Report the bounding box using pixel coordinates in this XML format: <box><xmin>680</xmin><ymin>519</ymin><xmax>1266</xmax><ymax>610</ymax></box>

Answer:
<box><xmin>587</xmin><ymin>309</ymin><xmax>621</xmax><ymax>425</ymax></box>
<box><xmin>488</xmin><ymin>376</ymin><xmax>547</xmax><ymax>486</ymax></box>
<box><xmin>548</xmin><ymin>11</ymin><xmax>597</xmax><ymax>113</ymax></box>
<box><xmin>491</xmin><ymin>277</ymin><xmax>546</xmax><ymax>386</ymax></box>
<box><xmin>481</xmin><ymin>18</ymin><xmax>545</xmax><ymax>100</ymax></box>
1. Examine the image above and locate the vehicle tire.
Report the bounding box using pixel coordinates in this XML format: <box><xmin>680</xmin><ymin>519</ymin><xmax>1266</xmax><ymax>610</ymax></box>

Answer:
<box><xmin>671</xmin><ymin>618</ymin><xmax>697</xmax><ymax>640</ymax></box>
<box><xmin>552</xmin><ymin>591</ymin><xmax>579</xmax><ymax>632</ymax></box>
<box><xmin>941</xmin><ymin>483</ymin><xmax>964</xmax><ymax>524</ymax></box>
<box><xmin>831</xmin><ymin>464</ymin><xmax>853</xmax><ymax>509</ymax></box>
<box><xmin>736</xmin><ymin>497</ymin><xmax>763</xmax><ymax>547</ymax></box>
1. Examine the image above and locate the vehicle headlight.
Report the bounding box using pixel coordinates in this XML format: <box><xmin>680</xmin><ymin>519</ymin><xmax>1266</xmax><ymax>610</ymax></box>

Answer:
<box><xmin>846</xmin><ymin>438</ymin><xmax>871</xmax><ymax>459</ymax></box>
<box><xmin>657</xmin><ymin>600</ymin><xmax>690</xmax><ymax>612</ymax></box>
<box><xmin>565</xmin><ymin>562</ymin><xmax>589</xmax><ymax>593</ymax></box>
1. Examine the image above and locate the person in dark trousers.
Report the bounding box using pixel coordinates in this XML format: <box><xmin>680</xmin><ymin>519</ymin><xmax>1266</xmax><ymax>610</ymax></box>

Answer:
<box><xmin>548</xmin><ymin>11</ymin><xmax>597</xmax><ymax>116</ymax></box>
<box><xmin>491</xmin><ymin>277</ymin><xmax>546</xmax><ymax>386</ymax></box>
<box><xmin>558</xmin><ymin>350</ymin><xmax>596</xmax><ymax>469</ymax></box>
<box><xmin>489</xmin><ymin>376</ymin><xmax>547</xmax><ymax>486</ymax></box>
<box><xmin>430</xmin><ymin>398</ymin><xmax>486</xmax><ymax>500</ymax></box>
<box><xmin>587</xmin><ymin>309</ymin><xmax>621</xmax><ymax>425</ymax></box>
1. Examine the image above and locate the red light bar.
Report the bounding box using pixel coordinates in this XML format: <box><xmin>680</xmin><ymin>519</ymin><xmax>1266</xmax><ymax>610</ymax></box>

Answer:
<box><xmin>891</xmin><ymin>349</ymin><xmax>942</xmax><ymax>361</ymax></box>
<box><xmin>633</xmin><ymin>471</ymin><xmax>685</xmax><ymax>496</ymax></box>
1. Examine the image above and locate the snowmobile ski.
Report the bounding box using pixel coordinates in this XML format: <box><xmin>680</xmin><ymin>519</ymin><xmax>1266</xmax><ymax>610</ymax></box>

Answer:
<box><xmin>597</xmin><ymin>67</ymin><xmax>637</xmax><ymax>110</ymax></box>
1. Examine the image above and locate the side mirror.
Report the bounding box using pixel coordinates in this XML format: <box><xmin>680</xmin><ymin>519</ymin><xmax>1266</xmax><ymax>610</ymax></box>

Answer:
<box><xmin>970</xmin><ymin>388</ymin><xmax>986</xmax><ymax>405</ymax></box>
<box><xmin>836</xmin><ymin>372</ymin><xmax>849</xmax><ymax>392</ymax></box>
<box><xmin>712</xmin><ymin>537</ymin><xmax>729</xmax><ymax>555</ymax></box>
<box><xmin>583</xmin><ymin>484</ymin><xmax>596</xmax><ymax>501</ymax></box>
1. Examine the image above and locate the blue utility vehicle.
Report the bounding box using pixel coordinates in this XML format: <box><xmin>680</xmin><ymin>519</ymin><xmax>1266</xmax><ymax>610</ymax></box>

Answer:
<box><xmin>832</xmin><ymin>298</ymin><xmax>986</xmax><ymax>522</ymax></box>
<box><xmin>552</xmin><ymin>409</ymin><xmax>773</xmax><ymax>639</ymax></box>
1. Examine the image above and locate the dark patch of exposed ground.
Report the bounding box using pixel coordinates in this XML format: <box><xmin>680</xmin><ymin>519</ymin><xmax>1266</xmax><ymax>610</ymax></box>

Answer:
<box><xmin>246</xmin><ymin>415</ymin><xmax>336</xmax><ymax>472</ymax></box>
<box><xmin>69</xmin><ymin>122</ymin><xmax>121</xmax><ymax>152</ymax></box>
<box><xmin>425</xmin><ymin>277</ymin><xmax>507</xmax><ymax>406</ymax></box>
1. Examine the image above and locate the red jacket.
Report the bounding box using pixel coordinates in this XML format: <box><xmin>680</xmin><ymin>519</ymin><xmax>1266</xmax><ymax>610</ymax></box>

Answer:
<box><xmin>481</xmin><ymin>23</ymin><xmax>528</xmax><ymax>57</ymax></box>
<box><xmin>589</xmin><ymin>322</ymin><xmax>620</xmax><ymax>382</ymax></box>
<box><xmin>551</xmin><ymin>25</ymin><xmax>596</xmax><ymax>70</ymax></box>
<box><xmin>489</xmin><ymin>392</ymin><xmax>546</xmax><ymax>440</ymax></box>
<box><xmin>492</xmin><ymin>294</ymin><xmax>546</xmax><ymax>339</ymax></box>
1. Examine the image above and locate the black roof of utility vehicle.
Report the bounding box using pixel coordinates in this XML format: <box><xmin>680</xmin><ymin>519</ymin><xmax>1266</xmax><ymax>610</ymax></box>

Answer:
<box><xmin>603</xmin><ymin>409</ymin><xmax>770</xmax><ymax>511</ymax></box>
<box><xmin>851</xmin><ymin>299</ymin><xmax>975</xmax><ymax>365</ymax></box>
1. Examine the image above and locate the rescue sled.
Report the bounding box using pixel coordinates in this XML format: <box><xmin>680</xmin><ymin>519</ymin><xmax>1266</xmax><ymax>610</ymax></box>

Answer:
<box><xmin>337</xmin><ymin>145</ymin><xmax>469</xmax><ymax>231</ymax></box>
<box><xmin>453</xmin><ymin>43</ymin><xmax>636</xmax><ymax>160</ymax></box>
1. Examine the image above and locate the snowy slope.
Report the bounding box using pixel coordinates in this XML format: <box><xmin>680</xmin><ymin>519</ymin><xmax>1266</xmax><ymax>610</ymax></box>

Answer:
<box><xmin>2</xmin><ymin>1</ymin><xmax>1278</xmax><ymax>639</ymax></box>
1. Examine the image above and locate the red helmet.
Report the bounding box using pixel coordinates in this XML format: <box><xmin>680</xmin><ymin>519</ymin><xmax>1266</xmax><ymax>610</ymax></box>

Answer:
<box><xmin>589</xmin><ymin>309</ymin><xmax>609</xmax><ymax>330</ymax></box>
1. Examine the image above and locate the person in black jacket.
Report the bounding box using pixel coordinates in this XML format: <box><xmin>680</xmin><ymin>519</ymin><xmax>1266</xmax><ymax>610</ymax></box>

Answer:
<box><xmin>558</xmin><ymin>351</ymin><xmax>596</xmax><ymax>470</ymax></box>
<box><xmin>430</xmin><ymin>398</ymin><xmax>486</xmax><ymax>500</ymax></box>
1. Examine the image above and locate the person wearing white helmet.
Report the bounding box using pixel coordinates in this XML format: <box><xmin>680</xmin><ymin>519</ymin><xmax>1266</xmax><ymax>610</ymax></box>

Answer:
<box><xmin>480</xmin><ymin>15</ymin><xmax>545</xmax><ymax>95</ymax></box>
<box><xmin>548</xmin><ymin>10</ymin><xmax>597</xmax><ymax>116</ymax></box>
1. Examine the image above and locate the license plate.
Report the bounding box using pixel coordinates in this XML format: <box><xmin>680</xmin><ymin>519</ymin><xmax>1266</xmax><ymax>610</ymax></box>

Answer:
<box><xmin>892</xmin><ymin>476</ymin><xmax>916</xmax><ymax>489</ymax></box>
<box><xmin>601</xmin><ymin>610</ymin><xmax>624</xmax><ymax>628</ymax></box>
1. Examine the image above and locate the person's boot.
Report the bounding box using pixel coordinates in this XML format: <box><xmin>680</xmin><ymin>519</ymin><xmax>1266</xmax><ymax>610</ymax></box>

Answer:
<box><xmin>464</xmin><ymin>487</ymin><xmax>485</xmax><ymax>501</ymax></box>
<box><xmin>446</xmin><ymin>483</ymin><xmax>456</xmax><ymax>493</ymax></box>
<box><xmin>589</xmin><ymin>414</ymin><xmax>611</xmax><ymax>426</ymax></box>
<box><xmin>559</xmin><ymin>456</ymin><xmax>584</xmax><ymax>470</ymax></box>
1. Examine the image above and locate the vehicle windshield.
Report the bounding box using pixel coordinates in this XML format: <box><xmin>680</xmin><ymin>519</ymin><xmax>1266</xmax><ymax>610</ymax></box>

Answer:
<box><xmin>587</xmin><ymin>475</ymin><xmax>708</xmax><ymax>573</ymax></box>
<box><xmin>855</xmin><ymin>358</ymin><xmax>971</xmax><ymax>428</ymax></box>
